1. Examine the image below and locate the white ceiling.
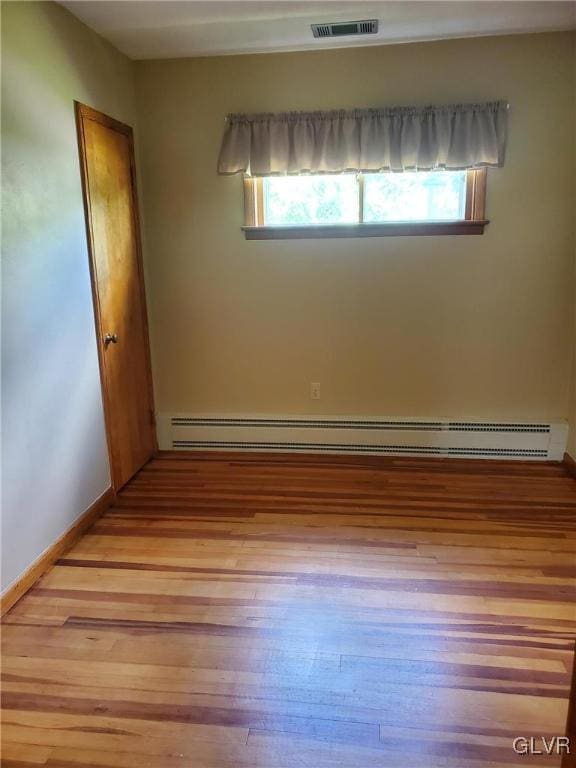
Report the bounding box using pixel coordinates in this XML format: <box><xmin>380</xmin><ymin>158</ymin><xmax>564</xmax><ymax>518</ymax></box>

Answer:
<box><xmin>60</xmin><ymin>1</ymin><xmax>576</xmax><ymax>60</ymax></box>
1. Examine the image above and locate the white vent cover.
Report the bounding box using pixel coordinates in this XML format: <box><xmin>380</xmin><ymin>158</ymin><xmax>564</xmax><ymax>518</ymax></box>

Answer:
<box><xmin>311</xmin><ymin>20</ymin><xmax>378</xmax><ymax>38</ymax></box>
<box><xmin>157</xmin><ymin>414</ymin><xmax>568</xmax><ymax>462</ymax></box>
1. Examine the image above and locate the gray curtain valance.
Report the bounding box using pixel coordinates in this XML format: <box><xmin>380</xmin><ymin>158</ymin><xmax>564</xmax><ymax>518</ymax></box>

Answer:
<box><xmin>217</xmin><ymin>101</ymin><xmax>508</xmax><ymax>176</ymax></box>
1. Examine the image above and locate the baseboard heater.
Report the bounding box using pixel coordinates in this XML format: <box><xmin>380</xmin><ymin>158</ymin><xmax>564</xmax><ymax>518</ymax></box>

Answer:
<box><xmin>157</xmin><ymin>415</ymin><xmax>567</xmax><ymax>461</ymax></box>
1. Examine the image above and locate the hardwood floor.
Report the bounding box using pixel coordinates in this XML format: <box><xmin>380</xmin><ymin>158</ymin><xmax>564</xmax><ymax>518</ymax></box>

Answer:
<box><xmin>2</xmin><ymin>452</ymin><xmax>576</xmax><ymax>767</ymax></box>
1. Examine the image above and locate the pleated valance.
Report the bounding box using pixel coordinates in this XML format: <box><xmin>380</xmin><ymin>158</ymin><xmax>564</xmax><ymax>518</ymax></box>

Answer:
<box><xmin>217</xmin><ymin>101</ymin><xmax>508</xmax><ymax>176</ymax></box>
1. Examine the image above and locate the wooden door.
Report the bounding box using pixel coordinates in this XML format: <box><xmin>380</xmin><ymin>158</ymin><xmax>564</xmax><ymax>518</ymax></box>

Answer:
<box><xmin>76</xmin><ymin>103</ymin><xmax>156</xmax><ymax>489</ymax></box>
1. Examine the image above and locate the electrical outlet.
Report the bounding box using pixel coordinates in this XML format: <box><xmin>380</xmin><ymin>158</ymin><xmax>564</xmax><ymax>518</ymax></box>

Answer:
<box><xmin>311</xmin><ymin>382</ymin><xmax>321</xmax><ymax>400</ymax></box>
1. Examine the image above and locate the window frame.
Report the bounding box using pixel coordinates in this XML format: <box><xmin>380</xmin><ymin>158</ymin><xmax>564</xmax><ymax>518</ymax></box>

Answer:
<box><xmin>242</xmin><ymin>168</ymin><xmax>488</xmax><ymax>239</ymax></box>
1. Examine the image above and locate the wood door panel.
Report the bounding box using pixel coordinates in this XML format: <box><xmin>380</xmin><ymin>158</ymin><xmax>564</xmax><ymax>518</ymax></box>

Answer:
<box><xmin>77</xmin><ymin>104</ymin><xmax>155</xmax><ymax>488</ymax></box>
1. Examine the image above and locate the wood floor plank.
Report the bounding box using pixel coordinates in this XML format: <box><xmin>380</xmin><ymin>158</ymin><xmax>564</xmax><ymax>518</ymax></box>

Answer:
<box><xmin>2</xmin><ymin>452</ymin><xmax>575</xmax><ymax>767</ymax></box>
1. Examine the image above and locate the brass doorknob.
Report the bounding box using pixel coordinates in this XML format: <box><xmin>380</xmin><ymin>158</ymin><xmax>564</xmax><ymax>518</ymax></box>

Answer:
<box><xmin>104</xmin><ymin>333</ymin><xmax>119</xmax><ymax>346</ymax></box>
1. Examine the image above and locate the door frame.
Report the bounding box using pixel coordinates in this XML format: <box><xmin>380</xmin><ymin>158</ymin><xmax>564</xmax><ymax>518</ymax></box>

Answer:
<box><xmin>75</xmin><ymin>101</ymin><xmax>157</xmax><ymax>490</ymax></box>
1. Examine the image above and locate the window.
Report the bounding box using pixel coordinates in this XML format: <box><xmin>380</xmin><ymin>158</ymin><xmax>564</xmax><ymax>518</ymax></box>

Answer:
<box><xmin>243</xmin><ymin>169</ymin><xmax>487</xmax><ymax>239</ymax></box>
<box><xmin>263</xmin><ymin>175</ymin><xmax>358</xmax><ymax>226</ymax></box>
<box><xmin>363</xmin><ymin>171</ymin><xmax>467</xmax><ymax>223</ymax></box>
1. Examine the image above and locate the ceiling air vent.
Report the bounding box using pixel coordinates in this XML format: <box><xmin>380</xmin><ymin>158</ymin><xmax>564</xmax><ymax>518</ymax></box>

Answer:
<box><xmin>311</xmin><ymin>19</ymin><xmax>378</xmax><ymax>39</ymax></box>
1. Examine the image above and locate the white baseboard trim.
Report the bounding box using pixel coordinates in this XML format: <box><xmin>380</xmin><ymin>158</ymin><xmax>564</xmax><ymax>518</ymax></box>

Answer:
<box><xmin>157</xmin><ymin>414</ymin><xmax>568</xmax><ymax>461</ymax></box>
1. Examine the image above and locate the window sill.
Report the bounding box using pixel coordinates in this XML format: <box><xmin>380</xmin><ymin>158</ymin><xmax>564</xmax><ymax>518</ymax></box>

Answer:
<box><xmin>242</xmin><ymin>220</ymin><xmax>489</xmax><ymax>240</ymax></box>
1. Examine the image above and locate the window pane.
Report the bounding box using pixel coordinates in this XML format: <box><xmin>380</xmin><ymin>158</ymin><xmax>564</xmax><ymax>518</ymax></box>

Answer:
<box><xmin>363</xmin><ymin>170</ymin><xmax>467</xmax><ymax>223</ymax></box>
<box><xmin>263</xmin><ymin>175</ymin><xmax>358</xmax><ymax>226</ymax></box>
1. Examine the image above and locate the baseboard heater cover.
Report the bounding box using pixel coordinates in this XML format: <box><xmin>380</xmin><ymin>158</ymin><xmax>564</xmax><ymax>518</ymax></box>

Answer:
<box><xmin>158</xmin><ymin>415</ymin><xmax>567</xmax><ymax>461</ymax></box>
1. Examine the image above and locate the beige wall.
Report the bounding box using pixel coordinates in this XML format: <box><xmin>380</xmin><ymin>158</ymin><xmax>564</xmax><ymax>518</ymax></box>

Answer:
<box><xmin>1</xmin><ymin>1</ymin><xmax>136</xmax><ymax>591</ymax></box>
<box><xmin>136</xmin><ymin>32</ymin><xmax>576</xmax><ymax>424</ymax></box>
